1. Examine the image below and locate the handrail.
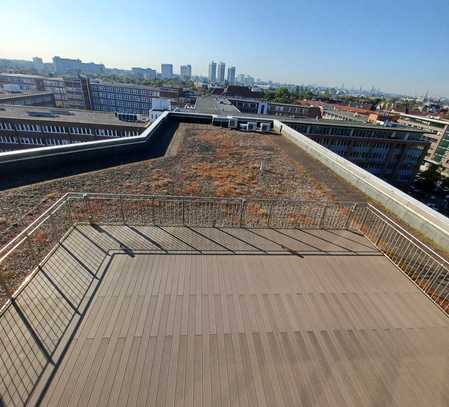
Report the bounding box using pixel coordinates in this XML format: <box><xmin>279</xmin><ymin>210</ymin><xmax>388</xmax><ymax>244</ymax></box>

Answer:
<box><xmin>0</xmin><ymin>193</ymin><xmax>448</xmax><ymax>314</ymax></box>
<box><xmin>0</xmin><ymin>192</ymin><xmax>70</xmax><ymax>260</ymax></box>
<box><xmin>366</xmin><ymin>203</ymin><xmax>449</xmax><ymax>269</ymax></box>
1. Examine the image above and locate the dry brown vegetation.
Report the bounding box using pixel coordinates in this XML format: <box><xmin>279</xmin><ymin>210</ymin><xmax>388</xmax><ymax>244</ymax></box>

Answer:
<box><xmin>0</xmin><ymin>123</ymin><xmax>349</xmax><ymax>248</ymax></box>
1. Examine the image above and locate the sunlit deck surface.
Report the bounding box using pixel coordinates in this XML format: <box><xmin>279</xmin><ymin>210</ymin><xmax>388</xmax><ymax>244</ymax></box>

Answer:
<box><xmin>1</xmin><ymin>225</ymin><xmax>449</xmax><ymax>406</ymax></box>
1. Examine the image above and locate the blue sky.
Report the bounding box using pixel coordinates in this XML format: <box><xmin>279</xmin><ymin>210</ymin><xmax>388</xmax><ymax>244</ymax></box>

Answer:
<box><xmin>2</xmin><ymin>0</ymin><xmax>449</xmax><ymax>96</ymax></box>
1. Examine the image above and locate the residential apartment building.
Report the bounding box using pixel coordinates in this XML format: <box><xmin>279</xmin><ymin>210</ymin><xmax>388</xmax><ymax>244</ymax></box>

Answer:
<box><xmin>0</xmin><ymin>105</ymin><xmax>145</xmax><ymax>152</ymax></box>
<box><xmin>208</xmin><ymin>61</ymin><xmax>217</xmax><ymax>83</ymax></box>
<box><xmin>217</xmin><ymin>62</ymin><xmax>226</xmax><ymax>83</ymax></box>
<box><xmin>88</xmin><ymin>82</ymin><xmax>160</xmax><ymax>114</ymax></box>
<box><xmin>227</xmin><ymin>66</ymin><xmax>236</xmax><ymax>84</ymax></box>
<box><xmin>284</xmin><ymin>119</ymin><xmax>429</xmax><ymax>184</ymax></box>
<box><xmin>161</xmin><ymin>64</ymin><xmax>173</xmax><ymax>79</ymax></box>
<box><xmin>397</xmin><ymin>113</ymin><xmax>449</xmax><ymax>171</ymax></box>
<box><xmin>180</xmin><ymin>65</ymin><xmax>192</xmax><ymax>80</ymax></box>
<box><xmin>53</xmin><ymin>56</ymin><xmax>105</xmax><ymax>75</ymax></box>
<box><xmin>131</xmin><ymin>67</ymin><xmax>157</xmax><ymax>80</ymax></box>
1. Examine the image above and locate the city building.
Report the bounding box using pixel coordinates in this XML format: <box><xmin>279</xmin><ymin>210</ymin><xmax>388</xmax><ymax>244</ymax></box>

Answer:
<box><xmin>53</xmin><ymin>56</ymin><xmax>104</xmax><ymax>75</ymax></box>
<box><xmin>323</xmin><ymin>106</ymin><xmax>369</xmax><ymax>122</ymax></box>
<box><xmin>52</xmin><ymin>56</ymin><xmax>82</xmax><ymax>74</ymax></box>
<box><xmin>0</xmin><ymin>73</ymin><xmax>86</xmax><ymax>109</ymax></box>
<box><xmin>208</xmin><ymin>61</ymin><xmax>217</xmax><ymax>83</ymax></box>
<box><xmin>88</xmin><ymin>81</ymin><xmax>160</xmax><ymax>114</ymax></box>
<box><xmin>217</xmin><ymin>61</ymin><xmax>226</xmax><ymax>83</ymax></box>
<box><xmin>283</xmin><ymin>118</ymin><xmax>429</xmax><ymax>184</ymax></box>
<box><xmin>0</xmin><ymin>91</ymin><xmax>55</xmax><ymax>107</ymax></box>
<box><xmin>227</xmin><ymin>65</ymin><xmax>236</xmax><ymax>84</ymax></box>
<box><xmin>180</xmin><ymin>64</ymin><xmax>192</xmax><ymax>81</ymax></box>
<box><xmin>227</xmin><ymin>97</ymin><xmax>322</xmax><ymax>119</ymax></box>
<box><xmin>397</xmin><ymin>113</ymin><xmax>449</xmax><ymax>172</ymax></box>
<box><xmin>0</xmin><ymin>111</ymin><xmax>448</xmax><ymax>407</ymax></box>
<box><xmin>161</xmin><ymin>64</ymin><xmax>173</xmax><ymax>79</ymax></box>
<box><xmin>0</xmin><ymin>104</ymin><xmax>145</xmax><ymax>152</ymax></box>
<box><xmin>131</xmin><ymin>67</ymin><xmax>157</xmax><ymax>80</ymax></box>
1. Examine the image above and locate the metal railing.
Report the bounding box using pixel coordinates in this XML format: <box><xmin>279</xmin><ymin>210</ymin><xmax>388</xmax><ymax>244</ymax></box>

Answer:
<box><xmin>0</xmin><ymin>192</ymin><xmax>448</xmax><ymax>315</ymax></box>
<box><xmin>0</xmin><ymin>192</ymin><xmax>449</xmax><ymax>406</ymax></box>
<box><xmin>349</xmin><ymin>204</ymin><xmax>449</xmax><ymax>313</ymax></box>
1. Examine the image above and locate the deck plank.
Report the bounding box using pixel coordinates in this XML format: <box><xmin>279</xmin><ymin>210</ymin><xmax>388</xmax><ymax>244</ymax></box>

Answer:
<box><xmin>1</xmin><ymin>226</ymin><xmax>448</xmax><ymax>407</ymax></box>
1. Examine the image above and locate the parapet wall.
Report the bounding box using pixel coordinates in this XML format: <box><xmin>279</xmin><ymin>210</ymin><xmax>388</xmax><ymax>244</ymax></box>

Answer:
<box><xmin>274</xmin><ymin>120</ymin><xmax>449</xmax><ymax>250</ymax></box>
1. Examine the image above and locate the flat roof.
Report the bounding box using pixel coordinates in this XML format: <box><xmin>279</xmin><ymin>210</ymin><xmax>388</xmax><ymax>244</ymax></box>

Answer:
<box><xmin>0</xmin><ymin>72</ymin><xmax>64</xmax><ymax>80</ymax></box>
<box><xmin>194</xmin><ymin>96</ymin><xmax>241</xmax><ymax>115</ymax></box>
<box><xmin>227</xmin><ymin>112</ymin><xmax>426</xmax><ymax>133</ymax></box>
<box><xmin>0</xmin><ymin>91</ymin><xmax>54</xmax><ymax>101</ymax></box>
<box><xmin>2</xmin><ymin>224</ymin><xmax>447</xmax><ymax>406</ymax></box>
<box><xmin>0</xmin><ymin>104</ymin><xmax>147</xmax><ymax>127</ymax></box>
<box><xmin>400</xmin><ymin>112</ymin><xmax>449</xmax><ymax>125</ymax></box>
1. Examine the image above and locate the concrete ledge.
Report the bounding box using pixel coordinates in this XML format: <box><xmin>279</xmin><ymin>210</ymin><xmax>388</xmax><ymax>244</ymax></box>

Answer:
<box><xmin>274</xmin><ymin>120</ymin><xmax>449</xmax><ymax>250</ymax></box>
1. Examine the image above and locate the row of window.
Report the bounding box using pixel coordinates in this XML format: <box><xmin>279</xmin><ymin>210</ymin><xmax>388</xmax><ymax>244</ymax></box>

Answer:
<box><xmin>0</xmin><ymin>135</ymin><xmax>70</xmax><ymax>146</ymax></box>
<box><xmin>91</xmin><ymin>85</ymin><xmax>158</xmax><ymax>96</ymax></box>
<box><xmin>0</xmin><ymin>130</ymin><xmax>138</xmax><ymax>147</ymax></box>
<box><xmin>0</xmin><ymin>121</ymin><xmax>139</xmax><ymax>137</ymax></box>
<box><xmin>92</xmin><ymin>92</ymin><xmax>152</xmax><ymax>102</ymax></box>
<box><xmin>94</xmin><ymin>98</ymin><xmax>150</xmax><ymax>109</ymax></box>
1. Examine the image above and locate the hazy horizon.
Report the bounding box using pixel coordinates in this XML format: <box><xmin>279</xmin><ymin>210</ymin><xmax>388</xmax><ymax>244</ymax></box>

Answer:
<box><xmin>2</xmin><ymin>0</ymin><xmax>449</xmax><ymax>97</ymax></box>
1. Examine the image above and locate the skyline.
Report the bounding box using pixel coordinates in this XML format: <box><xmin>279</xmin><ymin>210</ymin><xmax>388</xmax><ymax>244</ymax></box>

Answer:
<box><xmin>2</xmin><ymin>0</ymin><xmax>449</xmax><ymax>97</ymax></box>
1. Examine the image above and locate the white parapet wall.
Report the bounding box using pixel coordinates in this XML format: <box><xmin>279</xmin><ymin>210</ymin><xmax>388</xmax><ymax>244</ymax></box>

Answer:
<box><xmin>274</xmin><ymin>120</ymin><xmax>449</xmax><ymax>250</ymax></box>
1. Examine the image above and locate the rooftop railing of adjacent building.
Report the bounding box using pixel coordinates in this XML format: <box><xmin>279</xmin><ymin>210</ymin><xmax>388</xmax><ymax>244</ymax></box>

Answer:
<box><xmin>0</xmin><ymin>193</ymin><xmax>448</xmax><ymax>316</ymax></box>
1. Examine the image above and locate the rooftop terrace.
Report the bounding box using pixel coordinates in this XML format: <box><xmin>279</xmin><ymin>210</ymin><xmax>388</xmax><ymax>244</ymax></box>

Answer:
<box><xmin>0</xmin><ymin>195</ymin><xmax>448</xmax><ymax>406</ymax></box>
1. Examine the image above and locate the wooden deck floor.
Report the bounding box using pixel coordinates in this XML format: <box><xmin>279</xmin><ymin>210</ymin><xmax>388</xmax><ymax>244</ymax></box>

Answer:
<box><xmin>1</xmin><ymin>225</ymin><xmax>448</xmax><ymax>406</ymax></box>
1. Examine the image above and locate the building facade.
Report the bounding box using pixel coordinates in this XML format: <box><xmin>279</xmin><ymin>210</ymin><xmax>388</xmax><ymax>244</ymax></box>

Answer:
<box><xmin>161</xmin><ymin>64</ymin><xmax>173</xmax><ymax>79</ymax></box>
<box><xmin>0</xmin><ymin>73</ymin><xmax>86</xmax><ymax>109</ymax></box>
<box><xmin>208</xmin><ymin>61</ymin><xmax>217</xmax><ymax>83</ymax></box>
<box><xmin>284</xmin><ymin>119</ymin><xmax>429</xmax><ymax>184</ymax></box>
<box><xmin>0</xmin><ymin>105</ymin><xmax>145</xmax><ymax>153</ymax></box>
<box><xmin>131</xmin><ymin>67</ymin><xmax>157</xmax><ymax>80</ymax></box>
<box><xmin>397</xmin><ymin>113</ymin><xmax>449</xmax><ymax>171</ymax></box>
<box><xmin>217</xmin><ymin>62</ymin><xmax>226</xmax><ymax>83</ymax></box>
<box><xmin>227</xmin><ymin>66</ymin><xmax>236</xmax><ymax>84</ymax></box>
<box><xmin>89</xmin><ymin>82</ymin><xmax>160</xmax><ymax>114</ymax></box>
<box><xmin>228</xmin><ymin>97</ymin><xmax>322</xmax><ymax>119</ymax></box>
<box><xmin>180</xmin><ymin>65</ymin><xmax>192</xmax><ymax>81</ymax></box>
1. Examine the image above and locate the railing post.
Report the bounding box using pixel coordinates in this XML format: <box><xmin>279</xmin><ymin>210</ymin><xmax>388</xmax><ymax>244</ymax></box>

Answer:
<box><xmin>182</xmin><ymin>199</ymin><xmax>185</xmax><ymax>225</ymax></box>
<box><xmin>66</xmin><ymin>197</ymin><xmax>74</xmax><ymax>226</ymax></box>
<box><xmin>267</xmin><ymin>201</ymin><xmax>274</xmax><ymax>227</ymax></box>
<box><xmin>119</xmin><ymin>196</ymin><xmax>126</xmax><ymax>224</ymax></box>
<box><xmin>359</xmin><ymin>206</ymin><xmax>369</xmax><ymax>233</ymax></box>
<box><xmin>151</xmin><ymin>197</ymin><xmax>155</xmax><ymax>225</ymax></box>
<box><xmin>375</xmin><ymin>222</ymin><xmax>387</xmax><ymax>246</ymax></box>
<box><xmin>344</xmin><ymin>203</ymin><xmax>357</xmax><ymax>230</ymax></box>
<box><xmin>319</xmin><ymin>206</ymin><xmax>328</xmax><ymax>229</ymax></box>
<box><xmin>83</xmin><ymin>193</ymin><xmax>91</xmax><ymax>224</ymax></box>
<box><xmin>239</xmin><ymin>199</ymin><xmax>246</xmax><ymax>227</ymax></box>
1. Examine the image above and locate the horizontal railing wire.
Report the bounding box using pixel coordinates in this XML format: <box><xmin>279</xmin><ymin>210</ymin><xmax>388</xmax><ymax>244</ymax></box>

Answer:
<box><xmin>351</xmin><ymin>204</ymin><xmax>449</xmax><ymax>314</ymax></box>
<box><xmin>0</xmin><ymin>193</ymin><xmax>448</xmax><ymax>406</ymax></box>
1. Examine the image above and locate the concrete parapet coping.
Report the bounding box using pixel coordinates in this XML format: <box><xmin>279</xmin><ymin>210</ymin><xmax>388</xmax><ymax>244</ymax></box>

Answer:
<box><xmin>274</xmin><ymin>119</ymin><xmax>449</xmax><ymax>250</ymax></box>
